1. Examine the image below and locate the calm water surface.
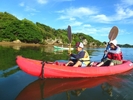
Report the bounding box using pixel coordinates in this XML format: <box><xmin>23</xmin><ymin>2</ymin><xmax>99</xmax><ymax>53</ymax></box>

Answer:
<box><xmin>0</xmin><ymin>45</ymin><xmax>133</xmax><ymax>100</ymax></box>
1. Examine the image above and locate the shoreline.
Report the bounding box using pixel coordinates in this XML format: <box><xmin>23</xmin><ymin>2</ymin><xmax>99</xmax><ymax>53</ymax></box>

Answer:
<box><xmin>0</xmin><ymin>42</ymin><xmax>106</xmax><ymax>48</ymax></box>
<box><xmin>0</xmin><ymin>42</ymin><xmax>44</xmax><ymax>47</ymax></box>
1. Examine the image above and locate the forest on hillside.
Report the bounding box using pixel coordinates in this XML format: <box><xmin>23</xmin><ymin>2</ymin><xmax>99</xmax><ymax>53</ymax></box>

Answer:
<box><xmin>0</xmin><ymin>12</ymin><xmax>104</xmax><ymax>47</ymax></box>
<box><xmin>0</xmin><ymin>12</ymin><xmax>132</xmax><ymax>47</ymax></box>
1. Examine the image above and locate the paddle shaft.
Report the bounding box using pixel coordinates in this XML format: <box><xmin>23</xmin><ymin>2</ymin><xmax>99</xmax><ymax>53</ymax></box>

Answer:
<box><xmin>67</xmin><ymin>25</ymin><xmax>72</xmax><ymax>54</ymax></box>
<box><xmin>69</xmin><ymin>43</ymin><xmax>71</xmax><ymax>54</ymax></box>
<box><xmin>102</xmin><ymin>43</ymin><xmax>110</xmax><ymax>61</ymax></box>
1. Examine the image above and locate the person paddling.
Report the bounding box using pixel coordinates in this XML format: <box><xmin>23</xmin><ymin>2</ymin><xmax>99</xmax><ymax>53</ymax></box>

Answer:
<box><xmin>65</xmin><ymin>42</ymin><xmax>90</xmax><ymax>67</ymax></box>
<box><xmin>96</xmin><ymin>39</ymin><xmax>123</xmax><ymax>67</ymax></box>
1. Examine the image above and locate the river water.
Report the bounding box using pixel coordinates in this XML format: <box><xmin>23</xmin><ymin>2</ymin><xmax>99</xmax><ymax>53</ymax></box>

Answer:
<box><xmin>0</xmin><ymin>45</ymin><xmax>133</xmax><ymax>100</ymax></box>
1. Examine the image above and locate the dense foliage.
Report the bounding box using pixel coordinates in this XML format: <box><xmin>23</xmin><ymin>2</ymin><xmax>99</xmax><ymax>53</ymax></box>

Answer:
<box><xmin>0</xmin><ymin>12</ymin><xmax>104</xmax><ymax>46</ymax></box>
<box><xmin>118</xmin><ymin>44</ymin><xmax>133</xmax><ymax>48</ymax></box>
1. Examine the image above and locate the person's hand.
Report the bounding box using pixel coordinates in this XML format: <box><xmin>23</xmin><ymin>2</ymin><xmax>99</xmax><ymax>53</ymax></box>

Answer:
<box><xmin>104</xmin><ymin>50</ymin><xmax>108</xmax><ymax>54</ymax></box>
<box><xmin>69</xmin><ymin>53</ymin><xmax>72</xmax><ymax>56</ymax></box>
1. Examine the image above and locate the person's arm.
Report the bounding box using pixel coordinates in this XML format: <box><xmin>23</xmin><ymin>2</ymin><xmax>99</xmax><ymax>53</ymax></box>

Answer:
<box><xmin>107</xmin><ymin>46</ymin><xmax>121</xmax><ymax>54</ymax></box>
<box><xmin>71</xmin><ymin>51</ymin><xmax>85</xmax><ymax>59</ymax></box>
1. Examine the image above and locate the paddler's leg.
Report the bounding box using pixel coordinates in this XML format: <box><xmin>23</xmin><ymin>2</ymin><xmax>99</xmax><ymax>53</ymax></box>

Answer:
<box><xmin>97</xmin><ymin>58</ymin><xmax>109</xmax><ymax>67</ymax></box>
<box><xmin>96</xmin><ymin>62</ymin><xmax>104</xmax><ymax>67</ymax></box>
<box><xmin>65</xmin><ymin>61</ymin><xmax>74</xmax><ymax>66</ymax></box>
<box><xmin>109</xmin><ymin>60</ymin><xmax>122</xmax><ymax>66</ymax></box>
<box><xmin>73</xmin><ymin>61</ymin><xmax>82</xmax><ymax>67</ymax></box>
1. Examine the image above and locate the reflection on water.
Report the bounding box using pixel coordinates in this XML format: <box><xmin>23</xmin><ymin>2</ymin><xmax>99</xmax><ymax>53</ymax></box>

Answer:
<box><xmin>0</xmin><ymin>65</ymin><xmax>19</xmax><ymax>78</ymax></box>
<box><xmin>15</xmin><ymin>73</ymin><xmax>133</xmax><ymax>100</ymax></box>
<box><xmin>15</xmin><ymin>76</ymin><xmax>117</xmax><ymax>100</ymax></box>
<box><xmin>70</xmin><ymin>88</ymin><xmax>86</xmax><ymax>97</ymax></box>
<box><xmin>0</xmin><ymin>45</ymin><xmax>133</xmax><ymax>100</ymax></box>
<box><xmin>12</xmin><ymin>45</ymin><xmax>21</xmax><ymax>50</ymax></box>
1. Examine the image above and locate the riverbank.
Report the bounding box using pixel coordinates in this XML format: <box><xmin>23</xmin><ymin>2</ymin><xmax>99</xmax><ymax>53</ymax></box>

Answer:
<box><xmin>0</xmin><ymin>41</ymin><xmax>43</xmax><ymax>47</ymax></box>
<box><xmin>0</xmin><ymin>41</ymin><xmax>106</xmax><ymax>48</ymax></box>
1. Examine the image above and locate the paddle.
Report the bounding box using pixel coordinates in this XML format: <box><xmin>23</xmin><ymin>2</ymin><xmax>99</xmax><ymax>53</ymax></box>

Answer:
<box><xmin>67</xmin><ymin>25</ymin><xmax>72</xmax><ymax>54</ymax></box>
<box><xmin>101</xmin><ymin>26</ymin><xmax>118</xmax><ymax>61</ymax></box>
<box><xmin>108</xmin><ymin>26</ymin><xmax>118</xmax><ymax>41</ymax></box>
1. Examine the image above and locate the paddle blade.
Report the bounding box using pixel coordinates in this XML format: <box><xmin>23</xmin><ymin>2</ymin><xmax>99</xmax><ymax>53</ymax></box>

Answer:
<box><xmin>108</xmin><ymin>26</ymin><xmax>118</xmax><ymax>41</ymax></box>
<box><xmin>67</xmin><ymin>25</ymin><xmax>72</xmax><ymax>43</ymax></box>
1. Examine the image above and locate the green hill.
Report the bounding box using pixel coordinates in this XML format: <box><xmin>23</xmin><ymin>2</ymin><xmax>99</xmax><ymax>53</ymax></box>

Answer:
<box><xmin>0</xmin><ymin>12</ymin><xmax>104</xmax><ymax>47</ymax></box>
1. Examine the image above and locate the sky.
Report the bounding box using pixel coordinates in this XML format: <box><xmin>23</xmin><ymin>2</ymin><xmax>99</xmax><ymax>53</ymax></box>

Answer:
<box><xmin>0</xmin><ymin>0</ymin><xmax>133</xmax><ymax>45</ymax></box>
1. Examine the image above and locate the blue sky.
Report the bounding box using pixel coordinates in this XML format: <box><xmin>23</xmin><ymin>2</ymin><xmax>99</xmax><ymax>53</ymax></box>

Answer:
<box><xmin>0</xmin><ymin>0</ymin><xmax>133</xmax><ymax>45</ymax></box>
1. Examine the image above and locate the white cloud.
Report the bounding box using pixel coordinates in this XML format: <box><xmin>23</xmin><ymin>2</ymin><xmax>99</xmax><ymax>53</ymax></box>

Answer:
<box><xmin>57</xmin><ymin>7</ymin><xmax>98</xmax><ymax>20</ymax></box>
<box><xmin>19</xmin><ymin>1</ymin><xmax>40</xmax><ymax>13</ymax></box>
<box><xmin>114</xmin><ymin>4</ymin><xmax>133</xmax><ymax>21</ymax></box>
<box><xmin>88</xmin><ymin>1</ymin><xmax>133</xmax><ymax>23</ymax></box>
<box><xmin>55</xmin><ymin>0</ymin><xmax>133</xmax><ymax>34</ymax></box>
<box><xmin>70</xmin><ymin>21</ymin><xmax>82</xmax><ymax>26</ymax></box>
<box><xmin>19</xmin><ymin>2</ymin><xmax>25</xmax><ymax>7</ymax></box>
<box><xmin>119</xmin><ymin>28</ymin><xmax>131</xmax><ymax>35</ymax></box>
<box><xmin>91</xmin><ymin>14</ymin><xmax>110</xmax><ymax>23</ymax></box>
<box><xmin>121</xmin><ymin>0</ymin><xmax>133</xmax><ymax>6</ymax></box>
<box><xmin>69</xmin><ymin>17</ymin><xmax>76</xmax><ymax>21</ymax></box>
<box><xmin>72</xmin><ymin>25</ymin><xmax>114</xmax><ymax>38</ymax></box>
<box><xmin>66</xmin><ymin>7</ymin><xmax>98</xmax><ymax>17</ymax></box>
<box><xmin>74</xmin><ymin>26</ymin><xmax>98</xmax><ymax>35</ymax></box>
<box><xmin>37</xmin><ymin>0</ymin><xmax>48</xmax><ymax>4</ymax></box>
<box><xmin>83</xmin><ymin>24</ymin><xmax>91</xmax><ymax>28</ymax></box>
<box><xmin>25</xmin><ymin>6</ymin><xmax>39</xmax><ymax>12</ymax></box>
<box><xmin>56</xmin><ymin>10</ymin><xmax>65</xmax><ymax>13</ymax></box>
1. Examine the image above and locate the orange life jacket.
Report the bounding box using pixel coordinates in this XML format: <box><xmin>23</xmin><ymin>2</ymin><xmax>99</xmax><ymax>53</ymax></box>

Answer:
<box><xmin>107</xmin><ymin>52</ymin><xmax>123</xmax><ymax>60</ymax></box>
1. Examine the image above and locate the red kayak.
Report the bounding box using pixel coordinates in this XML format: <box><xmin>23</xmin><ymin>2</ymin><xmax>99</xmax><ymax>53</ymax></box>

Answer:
<box><xmin>16</xmin><ymin>56</ymin><xmax>133</xmax><ymax>78</ymax></box>
<box><xmin>16</xmin><ymin>76</ymin><xmax>124</xmax><ymax>100</ymax></box>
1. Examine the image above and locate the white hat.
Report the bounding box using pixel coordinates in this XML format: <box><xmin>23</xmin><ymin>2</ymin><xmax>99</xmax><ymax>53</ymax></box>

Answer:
<box><xmin>75</xmin><ymin>42</ymin><xmax>84</xmax><ymax>48</ymax></box>
<box><xmin>109</xmin><ymin>39</ymin><xmax>117</xmax><ymax>46</ymax></box>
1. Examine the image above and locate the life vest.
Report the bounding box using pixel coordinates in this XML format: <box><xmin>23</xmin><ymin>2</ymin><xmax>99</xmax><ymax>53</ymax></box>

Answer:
<box><xmin>107</xmin><ymin>52</ymin><xmax>123</xmax><ymax>60</ymax></box>
<box><xmin>79</xmin><ymin>50</ymin><xmax>90</xmax><ymax>65</ymax></box>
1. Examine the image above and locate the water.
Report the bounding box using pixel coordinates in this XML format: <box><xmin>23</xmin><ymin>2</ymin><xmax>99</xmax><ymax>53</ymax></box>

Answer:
<box><xmin>0</xmin><ymin>45</ymin><xmax>133</xmax><ymax>100</ymax></box>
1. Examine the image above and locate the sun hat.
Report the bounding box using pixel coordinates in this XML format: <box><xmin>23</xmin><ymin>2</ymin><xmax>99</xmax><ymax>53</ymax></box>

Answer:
<box><xmin>75</xmin><ymin>42</ymin><xmax>84</xmax><ymax>48</ymax></box>
<box><xmin>109</xmin><ymin>39</ymin><xmax>117</xmax><ymax>46</ymax></box>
